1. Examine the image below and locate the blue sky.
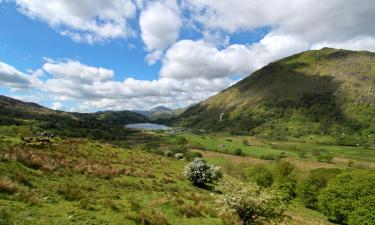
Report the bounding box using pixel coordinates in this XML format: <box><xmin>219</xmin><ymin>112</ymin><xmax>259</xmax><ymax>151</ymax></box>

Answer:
<box><xmin>0</xmin><ymin>0</ymin><xmax>374</xmax><ymax>111</ymax></box>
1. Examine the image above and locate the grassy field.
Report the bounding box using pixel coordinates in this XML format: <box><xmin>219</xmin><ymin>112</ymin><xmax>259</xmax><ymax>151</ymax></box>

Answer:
<box><xmin>176</xmin><ymin>133</ymin><xmax>375</xmax><ymax>163</ymax></box>
<box><xmin>0</xmin><ymin>137</ymin><xmax>221</xmax><ymax>225</ymax></box>
<box><xmin>1</xmin><ymin>131</ymin><xmax>373</xmax><ymax>225</ymax></box>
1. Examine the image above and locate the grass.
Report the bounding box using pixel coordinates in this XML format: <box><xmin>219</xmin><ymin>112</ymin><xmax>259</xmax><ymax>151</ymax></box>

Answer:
<box><xmin>174</xmin><ymin>133</ymin><xmax>375</xmax><ymax>164</ymax></box>
<box><xmin>1</xmin><ymin>130</ymin><xmax>372</xmax><ymax>225</ymax></box>
<box><xmin>0</xmin><ymin>137</ymin><xmax>221</xmax><ymax>225</ymax></box>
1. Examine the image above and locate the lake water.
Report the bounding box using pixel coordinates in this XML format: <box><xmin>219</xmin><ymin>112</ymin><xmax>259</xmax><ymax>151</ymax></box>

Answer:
<box><xmin>125</xmin><ymin>123</ymin><xmax>171</xmax><ymax>130</ymax></box>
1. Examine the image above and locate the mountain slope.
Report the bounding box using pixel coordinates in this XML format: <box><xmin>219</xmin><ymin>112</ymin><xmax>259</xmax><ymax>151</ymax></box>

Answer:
<box><xmin>0</xmin><ymin>95</ymin><xmax>149</xmax><ymax>139</ymax></box>
<box><xmin>174</xmin><ymin>48</ymin><xmax>375</xmax><ymax>144</ymax></box>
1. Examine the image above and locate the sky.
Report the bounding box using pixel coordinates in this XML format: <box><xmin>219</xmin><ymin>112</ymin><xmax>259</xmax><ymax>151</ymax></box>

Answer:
<box><xmin>1</xmin><ymin>0</ymin><xmax>375</xmax><ymax>112</ymax></box>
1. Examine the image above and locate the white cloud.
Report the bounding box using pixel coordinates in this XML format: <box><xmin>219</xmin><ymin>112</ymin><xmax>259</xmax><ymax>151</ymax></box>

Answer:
<box><xmin>33</xmin><ymin>59</ymin><xmax>234</xmax><ymax>111</ymax></box>
<box><xmin>312</xmin><ymin>36</ymin><xmax>375</xmax><ymax>52</ymax></box>
<box><xmin>145</xmin><ymin>50</ymin><xmax>163</xmax><ymax>65</ymax></box>
<box><xmin>0</xmin><ymin>61</ymin><xmax>32</xmax><ymax>89</ymax></box>
<box><xmin>15</xmin><ymin>0</ymin><xmax>136</xmax><ymax>43</ymax></box>
<box><xmin>160</xmin><ymin>35</ymin><xmax>308</xmax><ymax>80</ymax></box>
<box><xmin>51</xmin><ymin>102</ymin><xmax>63</xmax><ymax>110</ymax></box>
<box><xmin>139</xmin><ymin>0</ymin><xmax>181</xmax><ymax>51</ymax></box>
<box><xmin>185</xmin><ymin>0</ymin><xmax>375</xmax><ymax>43</ymax></box>
<box><xmin>43</xmin><ymin>60</ymin><xmax>114</xmax><ymax>84</ymax></box>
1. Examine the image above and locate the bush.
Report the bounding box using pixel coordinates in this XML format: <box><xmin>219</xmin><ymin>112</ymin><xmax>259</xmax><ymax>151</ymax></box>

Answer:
<box><xmin>297</xmin><ymin>168</ymin><xmax>342</xmax><ymax>209</ymax></box>
<box><xmin>318</xmin><ymin>170</ymin><xmax>375</xmax><ymax>224</ymax></box>
<box><xmin>175</xmin><ymin>136</ymin><xmax>188</xmax><ymax>145</ymax></box>
<box><xmin>316</xmin><ymin>154</ymin><xmax>334</xmax><ymax>163</ymax></box>
<box><xmin>184</xmin><ymin>158</ymin><xmax>222</xmax><ymax>186</ymax></box>
<box><xmin>216</xmin><ymin>179</ymin><xmax>287</xmax><ymax>225</ymax></box>
<box><xmin>0</xmin><ymin>178</ymin><xmax>18</xmax><ymax>194</ymax></box>
<box><xmin>242</xmin><ymin>139</ymin><xmax>250</xmax><ymax>146</ymax></box>
<box><xmin>233</xmin><ymin>148</ymin><xmax>243</xmax><ymax>156</ymax></box>
<box><xmin>272</xmin><ymin>161</ymin><xmax>297</xmax><ymax>201</ymax></box>
<box><xmin>248</xmin><ymin>165</ymin><xmax>273</xmax><ymax>188</ymax></box>
<box><xmin>139</xmin><ymin>209</ymin><xmax>168</xmax><ymax>225</ymax></box>
<box><xmin>347</xmin><ymin>195</ymin><xmax>375</xmax><ymax>225</ymax></box>
<box><xmin>163</xmin><ymin>150</ymin><xmax>173</xmax><ymax>157</ymax></box>
<box><xmin>185</xmin><ymin>151</ymin><xmax>203</xmax><ymax>160</ymax></box>
<box><xmin>298</xmin><ymin>150</ymin><xmax>308</xmax><ymax>158</ymax></box>
<box><xmin>174</xmin><ymin>153</ymin><xmax>184</xmax><ymax>159</ymax></box>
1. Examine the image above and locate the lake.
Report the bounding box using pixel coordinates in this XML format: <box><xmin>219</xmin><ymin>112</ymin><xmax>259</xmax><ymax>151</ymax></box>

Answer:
<box><xmin>125</xmin><ymin>123</ymin><xmax>172</xmax><ymax>130</ymax></box>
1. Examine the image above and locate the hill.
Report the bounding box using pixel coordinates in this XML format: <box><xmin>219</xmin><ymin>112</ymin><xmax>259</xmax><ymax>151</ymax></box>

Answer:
<box><xmin>0</xmin><ymin>95</ymin><xmax>149</xmax><ymax>140</ymax></box>
<box><xmin>174</xmin><ymin>48</ymin><xmax>375</xmax><ymax>145</ymax></box>
<box><xmin>134</xmin><ymin>106</ymin><xmax>185</xmax><ymax>124</ymax></box>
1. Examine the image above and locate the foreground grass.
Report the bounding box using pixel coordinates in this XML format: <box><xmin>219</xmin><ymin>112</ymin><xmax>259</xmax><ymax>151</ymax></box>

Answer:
<box><xmin>0</xmin><ymin>138</ymin><xmax>220</xmax><ymax>225</ymax></box>
<box><xmin>0</xmin><ymin>132</ymin><xmax>361</xmax><ymax>225</ymax></box>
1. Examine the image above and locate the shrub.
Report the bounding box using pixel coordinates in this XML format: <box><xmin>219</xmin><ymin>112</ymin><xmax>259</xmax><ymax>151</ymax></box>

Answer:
<box><xmin>57</xmin><ymin>184</ymin><xmax>85</xmax><ymax>201</ymax></box>
<box><xmin>178</xmin><ymin>203</ymin><xmax>203</xmax><ymax>217</ymax></box>
<box><xmin>316</xmin><ymin>154</ymin><xmax>334</xmax><ymax>163</ymax></box>
<box><xmin>279</xmin><ymin>152</ymin><xmax>287</xmax><ymax>158</ymax></box>
<box><xmin>347</xmin><ymin>160</ymin><xmax>354</xmax><ymax>167</ymax></box>
<box><xmin>185</xmin><ymin>151</ymin><xmax>203</xmax><ymax>160</ymax></box>
<box><xmin>248</xmin><ymin>165</ymin><xmax>273</xmax><ymax>188</ymax></box>
<box><xmin>0</xmin><ymin>178</ymin><xmax>18</xmax><ymax>194</ymax></box>
<box><xmin>347</xmin><ymin>195</ymin><xmax>375</xmax><ymax>225</ymax></box>
<box><xmin>163</xmin><ymin>150</ymin><xmax>173</xmax><ymax>157</ymax></box>
<box><xmin>242</xmin><ymin>139</ymin><xmax>250</xmax><ymax>146</ymax></box>
<box><xmin>175</xmin><ymin>136</ymin><xmax>188</xmax><ymax>145</ymax></box>
<box><xmin>139</xmin><ymin>209</ymin><xmax>168</xmax><ymax>225</ymax></box>
<box><xmin>297</xmin><ymin>168</ymin><xmax>342</xmax><ymax>209</ymax></box>
<box><xmin>318</xmin><ymin>170</ymin><xmax>375</xmax><ymax>224</ymax></box>
<box><xmin>184</xmin><ymin>158</ymin><xmax>222</xmax><ymax>186</ymax></box>
<box><xmin>272</xmin><ymin>161</ymin><xmax>297</xmax><ymax>201</ymax></box>
<box><xmin>233</xmin><ymin>148</ymin><xmax>243</xmax><ymax>156</ymax></box>
<box><xmin>174</xmin><ymin>153</ymin><xmax>184</xmax><ymax>159</ymax></box>
<box><xmin>298</xmin><ymin>149</ymin><xmax>308</xmax><ymax>158</ymax></box>
<box><xmin>216</xmin><ymin>179</ymin><xmax>287</xmax><ymax>225</ymax></box>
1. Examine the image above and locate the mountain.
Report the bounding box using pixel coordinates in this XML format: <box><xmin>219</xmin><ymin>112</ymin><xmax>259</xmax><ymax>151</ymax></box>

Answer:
<box><xmin>0</xmin><ymin>95</ymin><xmax>149</xmax><ymax>139</ymax></box>
<box><xmin>174</xmin><ymin>48</ymin><xmax>375</xmax><ymax>145</ymax></box>
<box><xmin>133</xmin><ymin>106</ymin><xmax>185</xmax><ymax>124</ymax></box>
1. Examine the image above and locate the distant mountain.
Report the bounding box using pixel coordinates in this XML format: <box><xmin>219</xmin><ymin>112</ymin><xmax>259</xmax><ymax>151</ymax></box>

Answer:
<box><xmin>174</xmin><ymin>48</ymin><xmax>375</xmax><ymax>145</ymax></box>
<box><xmin>0</xmin><ymin>95</ymin><xmax>149</xmax><ymax>138</ymax></box>
<box><xmin>133</xmin><ymin>106</ymin><xmax>185</xmax><ymax>124</ymax></box>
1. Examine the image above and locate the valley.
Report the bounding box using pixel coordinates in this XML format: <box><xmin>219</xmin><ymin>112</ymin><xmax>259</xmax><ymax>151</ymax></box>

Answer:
<box><xmin>0</xmin><ymin>48</ymin><xmax>374</xmax><ymax>225</ymax></box>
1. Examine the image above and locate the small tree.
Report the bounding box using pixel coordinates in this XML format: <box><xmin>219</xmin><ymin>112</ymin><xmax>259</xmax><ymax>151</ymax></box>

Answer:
<box><xmin>297</xmin><ymin>168</ymin><xmax>341</xmax><ymax>209</ymax></box>
<box><xmin>183</xmin><ymin>158</ymin><xmax>222</xmax><ymax>186</ymax></box>
<box><xmin>216</xmin><ymin>179</ymin><xmax>287</xmax><ymax>225</ymax></box>
<box><xmin>318</xmin><ymin>170</ymin><xmax>375</xmax><ymax>224</ymax></box>
<box><xmin>248</xmin><ymin>164</ymin><xmax>273</xmax><ymax>188</ymax></box>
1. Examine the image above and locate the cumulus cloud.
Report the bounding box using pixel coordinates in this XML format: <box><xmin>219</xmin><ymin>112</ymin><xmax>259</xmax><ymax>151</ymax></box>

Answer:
<box><xmin>0</xmin><ymin>61</ymin><xmax>33</xmax><ymax>89</ymax></box>
<box><xmin>160</xmin><ymin>34</ymin><xmax>308</xmax><ymax>80</ymax></box>
<box><xmin>139</xmin><ymin>0</ymin><xmax>181</xmax><ymax>51</ymax></box>
<box><xmin>32</xmin><ymin>59</ymin><xmax>234</xmax><ymax>111</ymax></box>
<box><xmin>15</xmin><ymin>0</ymin><xmax>136</xmax><ymax>43</ymax></box>
<box><xmin>185</xmin><ymin>0</ymin><xmax>375</xmax><ymax>42</ymax></box>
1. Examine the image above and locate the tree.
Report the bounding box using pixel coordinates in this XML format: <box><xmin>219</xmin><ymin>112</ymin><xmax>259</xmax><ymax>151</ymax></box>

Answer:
<box><xmin>272</xmin><ymin>161</ymin><xmax>297</xmax><ymax>201</ymax></box>
<box><xmin>318</xmin><ymin>170</ymin><xmax>375</xmax><ymax>224</ymax></box>
<box><xmin>216</xmin><ymin>179</ymin><xmax>287</xmax><ymax>225</ymax></box>
<box><xmin>297</xmin><ymin>168</ymin><xmax>341</xmax><ymax>209</ymax></box>
<box><xmin>183</xmin><ymin>158</ymin><xmax>222</xmax><ymax>186</ymax></box>
<box><xmin>248</xmin><ymin>164</ymin><xmax>273</xmax><ymax>188</ymax></box>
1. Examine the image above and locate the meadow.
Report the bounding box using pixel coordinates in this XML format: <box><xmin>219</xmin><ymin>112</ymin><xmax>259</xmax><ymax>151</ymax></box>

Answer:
<box><xmin>0</xmin><ymin>129</ymin><xmax>374</xmax><ymax>225</ymax></box>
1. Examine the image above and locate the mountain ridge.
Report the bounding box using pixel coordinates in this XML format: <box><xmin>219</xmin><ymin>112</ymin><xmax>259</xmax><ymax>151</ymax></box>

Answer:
<box><xmin>173</xmin><ymin>48</ymin><xmax>375</xmax><ymax>145</ymax></box>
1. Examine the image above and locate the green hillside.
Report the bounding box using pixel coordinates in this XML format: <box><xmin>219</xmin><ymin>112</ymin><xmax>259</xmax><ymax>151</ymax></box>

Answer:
<box><xmin>174</xmin><ymin>48</ymin><xmax>375</xmax><ymax>145</ymax></box>
<box><xmin>0</xmin><ymin>95</ymin><xmax>149</xmax><ymax>140</ymax></box>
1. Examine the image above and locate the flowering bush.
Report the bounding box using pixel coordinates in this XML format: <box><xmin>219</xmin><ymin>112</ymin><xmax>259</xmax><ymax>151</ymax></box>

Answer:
<box><xmin>183</xmin><ymin>158</ymin><xmax>222</xmax><ymax>186</ymax></box>
<box><xmin>216</xmin><ymin>178</ymin><xmax>287</xmax><ymax>225</ymax></box>
<box><xmin>174</xmin><ymin>153</ymin><xmax>184</xmax><ymax>159</ymax></box>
